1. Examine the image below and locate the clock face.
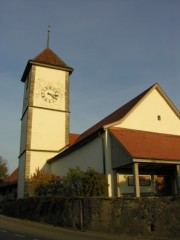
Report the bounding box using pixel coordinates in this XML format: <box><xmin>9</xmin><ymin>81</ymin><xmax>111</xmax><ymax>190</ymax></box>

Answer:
<box><xmin>41</xmin><ymin>86</ymin><xmax>59</xmax><ymax>103</ymax></box>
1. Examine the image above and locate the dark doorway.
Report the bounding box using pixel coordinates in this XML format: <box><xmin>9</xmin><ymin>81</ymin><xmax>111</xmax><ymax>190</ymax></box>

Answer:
<box><xmin>156</xmin><ymin>175</ymin><xmax>172</xmax><ymax>196</ymax></box>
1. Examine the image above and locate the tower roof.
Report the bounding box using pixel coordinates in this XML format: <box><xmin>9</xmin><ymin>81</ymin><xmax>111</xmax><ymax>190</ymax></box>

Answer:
<box><xmin>21</xmin><ymin>48</ymin><xmax>74</xmax><ymax>82</ymax></box>
<box><xmin>33</xmin><ymin>48</ymin><xmax>73</xmax><ymax>69</ymax></box>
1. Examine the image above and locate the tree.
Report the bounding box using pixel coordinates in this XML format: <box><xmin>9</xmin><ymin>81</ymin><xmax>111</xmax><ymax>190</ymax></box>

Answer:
<box><xmin>0</xmin><ymin>156</ymin><xmax>8</xmax><ymax>180</ymax></box>
<box><xmin>65</xmin><ymin>166</ymin><xmax>84</xmax><ymax>197</ymax></box>
<box><xmin>64</xmin><ymin>166</ymin><xmax>108</xmax><ymax>197</ymax></box>
<box><xmin>29</xmin><ymin>168</ymin><xmax>54</xmax><ymax>196</ymax></box>
<box><xmin>28</xmin><ymin>166</ymin><xmax>109</xmax><ymax>197</ymax></box>
<box><xmin>82</xmin><ymin>167</ymin><xmax>108</xmax><ymax>196</ymax></box>
<box><xmin>29</xmin><ymin>168</ymin><xmax>64</xmax><ymax>196</ymax></box>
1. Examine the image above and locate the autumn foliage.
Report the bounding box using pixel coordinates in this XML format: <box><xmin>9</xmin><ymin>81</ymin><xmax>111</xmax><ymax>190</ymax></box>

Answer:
<box><xmin>29</xmin><ymin>168</ymin><xmax>64</xmax><ymax>197</ymax></box>
<box><xmin>0</xmin><ymin>156</ymin><xmax>8</xmax><ymax>180</ymax></box>
<box><xmin>29</xmin><ymin>167</ymin><xmax>108</xmax><ymax>197</ymax></box>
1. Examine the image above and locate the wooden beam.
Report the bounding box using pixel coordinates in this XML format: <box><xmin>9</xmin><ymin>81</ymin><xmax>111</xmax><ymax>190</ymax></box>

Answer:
<box><xmin>133</xmin><ymin>163</ymin><xmax>140</xmax><ymax>197</ymax></box>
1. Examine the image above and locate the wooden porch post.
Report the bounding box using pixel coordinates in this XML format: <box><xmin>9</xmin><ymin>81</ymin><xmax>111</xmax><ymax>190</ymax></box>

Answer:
<box><xmin>175</xmin><ymin>165</ymin><xmax>180</xmax><ymax>195</ymax></box>
<box><xmin>133</xmin><ymin>163</ymin><xmax>140</xmax><ymax>197</ymax></box>
<box><xmin>113</xmin><ymin>169</ymin><xmax>118</xmax><ymax>197</ymax></box>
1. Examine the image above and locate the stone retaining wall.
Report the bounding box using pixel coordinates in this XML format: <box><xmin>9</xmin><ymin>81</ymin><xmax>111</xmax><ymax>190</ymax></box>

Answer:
<box><xmin>2</xmin><ymin>196</ymin><xmax>180</xmax><ymax>238</ymax></box>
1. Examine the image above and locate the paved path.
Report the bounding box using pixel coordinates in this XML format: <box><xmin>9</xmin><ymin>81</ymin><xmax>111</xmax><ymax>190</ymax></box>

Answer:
<box><xmin>0</xmin><ymin>214</ymin><xmax>178</xmax><ymax>240</ymax></box>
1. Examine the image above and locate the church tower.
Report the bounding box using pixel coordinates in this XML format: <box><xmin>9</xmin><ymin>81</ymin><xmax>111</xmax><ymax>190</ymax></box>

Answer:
<box><xmin>18</xmin><ymin>48</ymin><xmax>73</xmax><ymax>197</ymax></box>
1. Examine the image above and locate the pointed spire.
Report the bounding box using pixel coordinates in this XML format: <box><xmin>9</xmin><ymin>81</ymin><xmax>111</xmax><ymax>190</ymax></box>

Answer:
<box><xmin>46</xmin><ymin>25</ymin><xmax>51</xmax><ymax>48</ymax></box>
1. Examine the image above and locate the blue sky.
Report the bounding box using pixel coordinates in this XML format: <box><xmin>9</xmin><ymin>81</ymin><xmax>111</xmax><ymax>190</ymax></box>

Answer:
<box><xmin>0</xmin><ymin>0</ymin><xmax>180</xmax><ymax>173</ymax></box>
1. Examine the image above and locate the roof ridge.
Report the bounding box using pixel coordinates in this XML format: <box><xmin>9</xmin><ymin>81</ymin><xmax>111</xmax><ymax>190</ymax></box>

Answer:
<box><xmin>32</xmin><ymin>48</ymin><xmax>73</xmax><ymax>70</ymax></box>
<box><xmin>110</xmin><ymin>127</ymin><xmax>180</xmax><ymax>138</ymax></box>
<box><xmin>74</xmin><ymin>83</ymin><xmax>156</xmax><ymax>144</ymax></box>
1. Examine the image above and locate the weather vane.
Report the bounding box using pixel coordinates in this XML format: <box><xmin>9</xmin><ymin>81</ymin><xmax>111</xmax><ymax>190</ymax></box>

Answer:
<box><xmin>47</xmin><ymin>25</ymin><xmax>51</xmax><ymax>48</ymax></box>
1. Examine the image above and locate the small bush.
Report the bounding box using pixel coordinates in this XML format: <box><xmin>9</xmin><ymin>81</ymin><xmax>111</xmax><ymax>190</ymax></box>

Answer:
<box><xmin>64</xmin><ymin>166</ymin><xmax>108</xmax><ymax>197</ymax></box>
<box><xmin>29</xmin><ymin>168</ymin><xmax>64</xmax><ymax>197</ymax></box>
<box><xmin>29</xmin><ymin>167</ymin><xmax>108</xmax><ymax>197</ymax></box>
<box><xmin>82</xmin><ymin>167</ymin><xmax>108</xmax><ymax>196</ymax></box>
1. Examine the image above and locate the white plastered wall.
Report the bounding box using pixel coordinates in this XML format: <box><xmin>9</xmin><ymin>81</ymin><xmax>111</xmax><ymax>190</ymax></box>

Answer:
<box><xmin>30</xmin><ymin>108</ymin><xmax>66</xmax><ymax>151</ymax></box>
<box><xmin>117</xmin><ymin>174</ymin><xmax>155</xmax><ymax>196</ymax></box>
<box><xmin>118</xmin><ymin>89</ymin><xmax>180</xmax><ymax>135</ymax></box>
<box><xmin>51</xmin><ymin>132</ymin><xmax>116</xmax><ymax>197</ymax></box>
<box><xmin>50</xmin><ymin>137</ymin><xmax>104</xmax><ymax>176</ymax></box>
<box><xmin>29</xmin><ymin>151</ymin><xmax>57</xmax><ymax>175</ymax></box>
<box><xmin>33</xmin><ymin>66</ymin><xmax>67</xmax><ymax>111</ymax></box>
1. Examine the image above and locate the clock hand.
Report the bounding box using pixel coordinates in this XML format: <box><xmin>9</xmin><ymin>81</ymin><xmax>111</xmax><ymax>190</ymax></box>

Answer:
<box><xmin>47</xmin><ymin>92</ymin><xmax>53</xmax><ymax>97</ymax></box>
<box><xmin>47</xmin><ymin>92</ymin><xmax>58</xmax><ymax>99</ymax></box>
<box><xmin>47</xmin><ymin>92</ymin><xmax>55</xmax><ymax>98</ymax></box>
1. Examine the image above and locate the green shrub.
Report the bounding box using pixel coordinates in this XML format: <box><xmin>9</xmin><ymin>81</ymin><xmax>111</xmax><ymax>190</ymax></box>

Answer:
<box><xmin>29</xmin><ymin>167</ymin><xmax>108</xmax><ymax>197</ymax></box>
<box><xmin>64</xmin><ymin>166</ymin><xmax>108</xmax><ymax>197</ymax></box>
<box><xmin>29</xmin><ymin>168</ymin><xmax>64</xmax><ymax>197</ymax></box>
<box><xmin>64</xmin><ymin>166</ymin><xmax>84</xmax><ymax>197</ymax></box>
<box><xmin>82</xmin><ymin>167</ymin><xmax>108</xmax><ymax>196</ymax></box>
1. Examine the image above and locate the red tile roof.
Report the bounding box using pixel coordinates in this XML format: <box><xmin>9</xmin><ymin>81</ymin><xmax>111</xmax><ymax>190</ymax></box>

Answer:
<box><xmin>109</xmin><ymin>128</ymin><xmax>180</xmax><ymax>161</ymax></box>
<box><xmin>69</xmin><ymin>133</ymin><xmax>80</xmax><ymax>145</ymax></box>
<box><xmin>4</xmin><ymin>168</ymin><xmax>18</xmax><ymax>183</ymax></box>
<box><xmin>33</xmin><ymin>48</ymin><xmax>73</xmax><ymax>71</ymax></box>
<box><xmin>21</xmin><ymin>48</ymin><xmax>73</xmax><ymax>82</ymax></box>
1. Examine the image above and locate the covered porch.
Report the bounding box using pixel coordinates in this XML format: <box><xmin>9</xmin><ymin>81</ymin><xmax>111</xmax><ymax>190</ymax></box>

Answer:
<box><xmin>115</xmin><ymin>161</ymin><xmax>180</xmax><ymax>197</ymax></box>
<box><xmin>109</xmin><ymin>127</ymin><xmax>180</xmax><ymax>197</ymax></box>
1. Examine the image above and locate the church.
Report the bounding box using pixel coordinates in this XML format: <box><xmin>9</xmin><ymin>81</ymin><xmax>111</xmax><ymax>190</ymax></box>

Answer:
<box><xmin>17</xmin><ymin>47</ymin><xmax>180</xmax><ymax>199</ymax></box>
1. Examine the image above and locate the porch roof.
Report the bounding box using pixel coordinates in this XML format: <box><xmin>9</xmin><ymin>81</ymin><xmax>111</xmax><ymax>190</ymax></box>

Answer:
<box><xmin>109</xmin><ymin>128</ymin><xmax>180</xmax><ymax>162</ymax></box>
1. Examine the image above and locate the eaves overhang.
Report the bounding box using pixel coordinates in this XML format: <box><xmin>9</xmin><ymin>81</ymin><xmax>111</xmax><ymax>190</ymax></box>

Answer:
<box><xmin>47</xmin><ymin>128</ymin><xmax>104</xmax><ymax>164</ymax></box>
<box><xmin>21</xmin><ymin>60</ymin><xmax>74</xmax><ymax>82</ymax></box>
<box><xmin>0</xmin><ymin>181</ymin><xmax>17</xmax><ymax>189</ymax></box>
<box><xmin>133</xmin><ymin>158</ymin><xmax>180</xmax><ymax>165</ymax></box>
<box><xmin>109</xmin><ymin>127</ymin><xmax>180</xmax><ymax>165</ymax></box>
<box><xmin>104</xmin><ymin>83</ymin><xmax>180</xmax><ymax>129</ymax></box>
<box><xmin>155</xmin><ymin>85</ymin><xmax>180</xmax><ymax>119</ymax></box>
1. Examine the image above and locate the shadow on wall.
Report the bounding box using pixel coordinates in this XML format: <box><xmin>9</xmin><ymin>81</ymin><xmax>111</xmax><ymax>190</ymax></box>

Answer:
<box><xmin>117</xmin><ymin>175</ymin><xmax>160</xmax><ymax>197</ymax></box>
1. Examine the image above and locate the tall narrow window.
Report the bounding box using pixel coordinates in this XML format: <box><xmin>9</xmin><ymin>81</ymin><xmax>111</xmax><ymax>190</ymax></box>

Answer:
<box><xmin>157</xmin><ymin>115</ymin><xmax>161</xmax><ymax>121</ymax></box>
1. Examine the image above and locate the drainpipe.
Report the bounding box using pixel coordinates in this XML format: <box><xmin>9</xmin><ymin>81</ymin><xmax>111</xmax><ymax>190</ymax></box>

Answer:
<box><xmin>98</xmin><ymin>132</ymin><xmax>106</xmax><ymax>174</ymax></box>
